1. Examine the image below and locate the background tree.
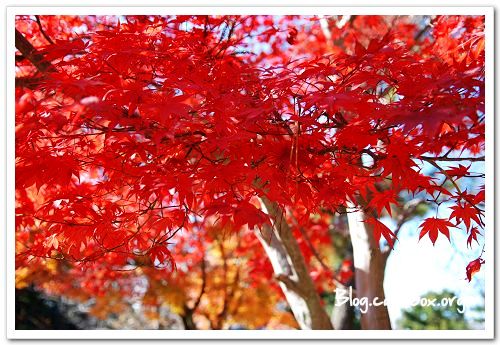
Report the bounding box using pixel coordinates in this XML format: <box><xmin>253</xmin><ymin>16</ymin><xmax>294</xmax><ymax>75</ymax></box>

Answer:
<box><xmin>397</xmin><ymin>290</ymin><xmax>469</xmax><ymax>330</ymax></box>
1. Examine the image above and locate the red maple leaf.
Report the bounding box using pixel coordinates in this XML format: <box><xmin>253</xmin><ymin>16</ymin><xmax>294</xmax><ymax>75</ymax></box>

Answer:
<box><xmin>467</xmin><ymin>227</ymin><xmax>481</xmax><ymax>248</ymax></box>
<box><xmin>418</xmin><ymin>217</ymin><xmax>454</xmax><ymax>245</ymax></box>
<box><xmin>474</xmin><ymin>186</ymin><xmax>485</xmax><ymax>204</ymax></box>
<box><xmin>449</xmin><ymin>202</ymin><xmax>481</xmax><ymax>229</ymax></box>
<box><xmin>149</xmin><ymin>245</ymin><xmax>175</xmax><ymax>270</ymax></box>
<box><xmin>466</xmin><ymin>257</ymin><xmax>484</xmax><ymax>282</ymax></box>
<box><xmin>367</xmin><ymin>189</ymin><xmax>398</xmax><ymax>217</ymax></box>
<box><xmin>365</xmin><ymin>217</ymin><xmax>397</xmax><ymax>249</ymax></box>
<box><xmin>233</xmin><ymin>200</ymin><xmax>270</xmax><ymax>230</ymax></box>
<box><xmin>442</xmin><ymin>164</ymin><xmax>470</xmax><ymax>180</ymax></box>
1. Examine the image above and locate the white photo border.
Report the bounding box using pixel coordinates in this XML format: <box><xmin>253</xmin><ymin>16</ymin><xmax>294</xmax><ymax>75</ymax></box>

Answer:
<box><xmin>5</xmin><ymin>5</ymin><xmax>495</xmax><ymax>340</ymax></box>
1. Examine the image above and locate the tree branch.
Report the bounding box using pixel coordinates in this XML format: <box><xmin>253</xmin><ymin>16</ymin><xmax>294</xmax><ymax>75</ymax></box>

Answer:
<box><xmin>191</xmin><ymin>252</ymin><xmax>206</xmax><ymax>312</ymax></box>
<box><xmin>382</xmin><ymin>198</ymin><xmax>426</xmax><ymax>259</ymax></box>
<box><xmin>419</xmin><ymin>155</ymin><xmax>485</xmax><ymax>162</ymax></box>
<box><xmin>35</xmin><ymin>15</ymin><xmax>55</xmax><ymax>45</ymax></box>
<box><xmin>274</xmin><ymin>274</ymin><xmax>306</xmax><ymax>296</ymax></box>
<box><xmin>15</xmin><ymin>28</ymin><xmax>55</xmax><ymax>73</ymax></box>
<box><xmin>15</xmin><ymin>76</ymin><xmax>44</xmax><ymax>89</ymax></box>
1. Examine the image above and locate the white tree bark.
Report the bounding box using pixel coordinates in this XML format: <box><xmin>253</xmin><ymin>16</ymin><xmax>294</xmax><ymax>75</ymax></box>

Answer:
<box><xmin>255</xmin><ymin>196</ymin><xmax>333</xmax><ymax>330</ymax></box>
<box><xmin>346</xmin><ymin>203</ymin><xmax>391</xmax><ymax>330</ymax></box>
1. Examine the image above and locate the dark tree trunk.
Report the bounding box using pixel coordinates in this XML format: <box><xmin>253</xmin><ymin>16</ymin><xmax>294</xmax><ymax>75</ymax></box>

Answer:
<box><xmin>181</xmin><ymin>309</ymin><xmax>197</xmax><ymax>330</ymax></box>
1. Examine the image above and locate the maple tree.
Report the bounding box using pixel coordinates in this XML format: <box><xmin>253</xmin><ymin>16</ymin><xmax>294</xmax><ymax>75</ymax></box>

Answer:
<box><xmin>15</xmin><ymin>14</ymin><xmax>486</xmax><ymax>330</ymax></box>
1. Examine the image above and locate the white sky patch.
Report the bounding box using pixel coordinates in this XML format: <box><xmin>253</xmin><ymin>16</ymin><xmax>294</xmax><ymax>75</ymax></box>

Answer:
<box><xmin>385</xmin><ymin>216</ymin><xmax>485</xmax><ymax>328</ymax></box>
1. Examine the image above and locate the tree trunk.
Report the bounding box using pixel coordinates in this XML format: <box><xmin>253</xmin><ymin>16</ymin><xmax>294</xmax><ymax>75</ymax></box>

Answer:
<box><xmin>331</xmin><ymin>284</ymin><xmax>355</xmax><ymax>330</ymax></box>
<box><xmin>329</xmin><ymin>217</ymin><xmax>356</xmax><ymax>330</ymax></box>
<box><xmin>181</xmin><ymin>309</ymin><xmax>197</xmax><ymax>330</ymax></box>
<box><xmin>255</xmin><ymin>196</ymin><xmax>333</xmax><ymax>330</ymax></box>
<box><xmin>346</xmin><ymin>204</ymin><xmax>391</xmax><ymax>330</ymax></box>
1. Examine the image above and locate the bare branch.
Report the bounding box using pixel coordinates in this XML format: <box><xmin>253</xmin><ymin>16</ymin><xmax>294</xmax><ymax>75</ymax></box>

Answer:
<box><xmin>15</xmin><ymin>28</ymin><xmax>56</xmax><ymax>73</ymax></box>
<box><xmin>420</xmin><ymin>155</ymin><xmax>485</xmax><ymax>162</ymax></box>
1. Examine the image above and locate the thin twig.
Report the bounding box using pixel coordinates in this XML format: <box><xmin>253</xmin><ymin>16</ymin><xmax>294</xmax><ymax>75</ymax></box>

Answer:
<box><xmin>35</xmin><ymin>15</ymin><xmax>55</xmax><ymax>45</ymax></box>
